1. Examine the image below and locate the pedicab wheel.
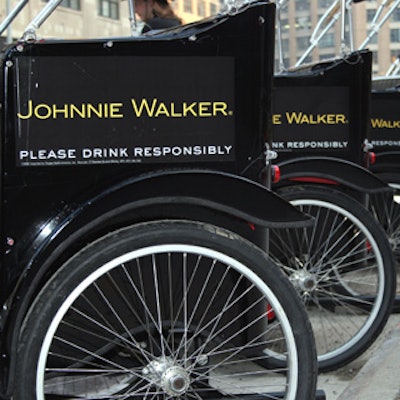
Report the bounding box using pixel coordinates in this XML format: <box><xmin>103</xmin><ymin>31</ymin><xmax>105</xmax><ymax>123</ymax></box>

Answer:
<box><xmin>269</xmin><ymin>185</ymin><xmax>396</xmax><ymax>372</ymax></box>
<box><xmin>15</xmin><ymin>220</ymin><xmax>317</xmax><ymax>400</ymax></box>
<box><xmin>386</xmin><ymin>182</ymin><xmax>400</xmax><ymax>261</ymax></box>
<box><xmin>367</xmin><ymin>174</ymin><xmax>400</xmax><ymax>262</ymax></box>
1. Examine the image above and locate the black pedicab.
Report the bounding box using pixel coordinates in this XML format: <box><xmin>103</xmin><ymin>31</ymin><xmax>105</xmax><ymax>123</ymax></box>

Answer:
<box><xmin>0</xmin><ymin>0</ymin><xmax>319</xmax><ymax>399</ymax></box>
<box><xmin>368</xmin><ymin>77</ymin><xmax>400</xmax><ymax>261</ymax></box>
<box><xmin>269</xmin><ymin>50</ymin><xmax>397</xmax><ymax>372</ymax></box>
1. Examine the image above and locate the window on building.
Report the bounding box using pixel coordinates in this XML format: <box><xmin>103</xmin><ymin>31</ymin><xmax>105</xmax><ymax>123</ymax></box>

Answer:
<box><xmin>281</xmin><ymin>38</ymin><xmax>289</xmax><ymax>53</ymax></box>
<box><xmin>98</xmin><ymin>0</ymin><xmax>119</xmax><ymax>19</ymax></box>
<box><xmin>320</xmin><ymin>33</ymin><xmax>335</xmax><ymax>48</ymax></box>
<box><xmin>210</xmin><ymin>2</ymin><xmax>218</xmax><ymax>15</ymax></box>
<box><xmin>296</xmin><ymin>36</ymin><xmax>310</xmax><ymax>50</ymax></box>
<box><xmin>295</xmin><ymin>15</ymin><xmax>311</xmax><ymax>30</ymax></box>
<box><xmin>46</xmin><ymin>0</ymin><xmax>80</xmax><ymax>10</ymax></box>
<box><xmin>320</xmin><ymin>53</ymin><xmax>335</xmax><ymax>60</ymax></box>
<box><xmin>183</xmin><ymin>0</ymin><xmax>193</xmax><ymax>13</ymax></box>
<box><xmin>391</xmin><ymin>50</ymin><xmax>400</xmax><ymax>60</ymax></box>
<box><xmin>295</xmin><ymin>0</ymin><xmax>310</xmax><ymax>12</ymax></box>
<box><xmin>390</xmin><ymin>28</ymin><xmax>400</xmax><ymax>42</ymax></box>
<box><xmin>366</xmin><ymin>9</ymin><xmax>376</xmax><ymax>23</ymax></box>
<box><xmin>367</xmin><ymin>29</ymin><xmax>378</xmax><ymax>44</ymax></box>
<box><xmin>197</xmin><ymin>0</ymin><xmax>206</xmax><ymax>16</ymax></box>
<box><xmin>392</xmin><ymin>8</ymin><xmax>400</xmax><ymax>22</ymax></box>
<box><xmin>283</xmin><ymin>57</ymin><xmax>291</xmax><ymax>67</ymax></box>
<box><xmin>280</xmin><ymin>18</ymin><xmax>290</xmax><ymax>32</ymax></box>
<box><xmin>297</xmin><ymin>54</ymin><xmax>312</xmax><ymax>64</ymax></box>
<box><xmin>318</xmin><ymin>0</ymin><xmax>331</xmax><ymax>8</ymax></box>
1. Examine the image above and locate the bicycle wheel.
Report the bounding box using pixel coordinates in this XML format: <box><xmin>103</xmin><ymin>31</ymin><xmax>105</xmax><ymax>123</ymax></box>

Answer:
<box><xmin>269</xmin><ymin>185</ymin><xmax>396</xmax><ymax>372</ymax></box>
<box><xmin>15</xmin><ymin>220</ymin><xmax>317</xmax><ymax>400</ymax></box>
<box><xmin>367</xmin><ymin>174</ymin><xmax>400</xmax><ymax>263</ymax></box>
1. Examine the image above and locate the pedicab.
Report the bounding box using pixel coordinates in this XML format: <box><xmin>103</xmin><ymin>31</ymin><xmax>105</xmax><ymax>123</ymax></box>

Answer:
<box><xmin>270</xmin><ymin>28</ymin><xmax>397</xmax><ymax>371</ymax></box>
<box><xmin>341</xmin><ymin>0</ymin><xmax>400</xmax><ymax>264</ymax></box>
<box><xmin>368</xmin><ymin>77</ymin><xmax>400</xmax><ymax>261</ymax></box>
<box><xmin>0</xmin><ymin>0</ymin><xmax>320</xmax><ymax>398</ymax></box>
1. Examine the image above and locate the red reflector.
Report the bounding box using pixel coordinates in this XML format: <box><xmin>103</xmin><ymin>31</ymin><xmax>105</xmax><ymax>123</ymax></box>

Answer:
<box><xmin>247</xmin><ymin>222</ymin><xmax>256</xmax><ymax>231</ymax></box>
<box><xmin>272</xmin><ymin>165</ymin><xmax>281</xmax><ymax>183</ymax></box>
<box><xmin>290</xmin><ymin>177</ymin><xmax>338</xmax><ymax>185</ymax></box>
<box><xmin>369</xmin><ymin>152</ymin><xmax>376</xmax><ymax>165</ymax></box>
<box><xmin>267</xmin><ymin>304</ymin><xmax>276</xmax><ymax>321</ymax></box>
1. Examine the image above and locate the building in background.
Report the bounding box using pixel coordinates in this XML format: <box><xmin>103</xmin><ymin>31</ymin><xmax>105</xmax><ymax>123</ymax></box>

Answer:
<box><xmin>1</xmin><ymin>0</ymin><xmax>400</xmax><ymax>76</ymax></box>
<box><xmin>352</xmin><ymin>0</ymin><xmax>400</xmax><ymax>76</ymax></box>
<box><xmin>277</xmin><ymin>0</ymin><xmax>400</xmax><ymax>76</ymax></box>
<box><xmin>0</xmin><ymin>0</ymin><xmax>221</xmax><ymax>43</ymax></box>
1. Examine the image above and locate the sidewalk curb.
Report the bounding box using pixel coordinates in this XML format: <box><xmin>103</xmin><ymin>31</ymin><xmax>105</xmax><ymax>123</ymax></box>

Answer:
<box><xmin>336</xmin><ymin>321</ymin><xmax>400</xmax><ymax>400</ymax></box>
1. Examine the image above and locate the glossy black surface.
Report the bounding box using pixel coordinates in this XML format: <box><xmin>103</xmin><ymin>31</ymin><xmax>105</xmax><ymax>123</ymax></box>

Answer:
<box><xmin>1</xmin><ymin>2</ymin><xmax>275</xmax><ymax>298</ymax></box>
<box><xmin>0</xmin><ymin>3</ymin><xmax>287</xmax><ymax>394</ymax></box>
<box><xmin>273</xmin><ymin>51</ymin><xmax>372</xmax><ymax>165</ymax></box>
<box><xmin>370</xmin><ymin>89</ymin><xmax>400</xmax><ymax>174</ymax></box>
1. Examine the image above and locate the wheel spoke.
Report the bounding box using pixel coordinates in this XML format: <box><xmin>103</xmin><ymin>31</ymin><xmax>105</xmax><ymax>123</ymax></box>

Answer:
<box><xmin>22</xmin><ymin>223</ymin><xmax>315</xmax><ymax>399</ymax></box>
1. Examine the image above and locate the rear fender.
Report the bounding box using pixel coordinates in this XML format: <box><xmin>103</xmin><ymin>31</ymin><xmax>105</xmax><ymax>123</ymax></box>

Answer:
<box><xmin>370</xmin><ymin>151</ymin><xmax>400</xmax><ymax>175</ymax></box>
<box><xmin>0</xmin><ymin>169</ymin><xmax>312</xmax><ymax>397</ymax></box>
<box><xmin>275</xmin><ymin>157</ymin><xmax>391</xmax><ymax>193</ymax></box>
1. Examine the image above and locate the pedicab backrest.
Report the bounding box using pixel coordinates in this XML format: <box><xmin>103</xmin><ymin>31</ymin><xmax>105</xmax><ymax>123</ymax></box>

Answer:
<box><xmin>370</xmin><ymin>82</ymin><xmax>400</xmax><ymax>172</ymax></box>
<box><xmin>371</xmin><ymin>89</ymin><xmax>400</xmax><ymax>151</ymax></box>
<box><xmin>272</xmin><ymin>51</ymin><xmax>372</xmax><ymax>166</ymax></box>
<box><xmin>4</xmin><ymin>3</ymin><xmax>274</xmax><ymax>175</ymax></box>
<box><xmin>0</xmin><ymin>2</ymin><xmax>276</xmax><ymax>298</ymax></box>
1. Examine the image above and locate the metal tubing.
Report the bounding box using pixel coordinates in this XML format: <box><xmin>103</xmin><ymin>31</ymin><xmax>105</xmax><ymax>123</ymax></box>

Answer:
<box><xmin>386</xmin><ymin>57</ymin><xmax>400</xmax><ymax>76</ymax></box>
<box><xmin>0</xmin><ymin>0</ymin><xmax>29</xmax><ymax>35</ymax></box>
<box><xmin>295</xmin><ymin>0</ymin><xmax>341</xmax><ymax>66</ymax></box>
<box><xmin>275</xmin><ymin>0</ymin><xmax>287</xmax><ymax>72</ymax></box>
<box><xmin>358</xmin><ymin>0</ymin><xmax>400</xmax><ymax>50</ymax></box>
<box><xmin>22</xmin><ymin>0</ymin><xmax>64</xmax><ymax>41</ymax></box>
<box><xmin>127</xmin><ymin>0</ymin><xmax>139</xmax><ymax>36</ymax></box>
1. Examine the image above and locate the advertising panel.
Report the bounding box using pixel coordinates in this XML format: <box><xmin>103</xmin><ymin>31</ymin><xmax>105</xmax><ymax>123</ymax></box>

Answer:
<box><xmin>370</xmin><ymin>96</ymin><xmax>400</xmax><ymax>150</ymax></box>
<box><xmin>272</xmin><ymin>86</ymin><xmax>350</xmax><ymax>153</ymax></box>
<box><xmin>14</xmin><ymin>56</ymin><xmax>235</xmax><ymax>166</ymax></box>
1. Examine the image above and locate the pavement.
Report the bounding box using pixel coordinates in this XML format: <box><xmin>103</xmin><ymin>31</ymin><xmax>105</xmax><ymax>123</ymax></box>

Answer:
<box><xmin>317</xmin><ymin>293</ymin><xmax>400</xmax><ymax>400</ymax></box>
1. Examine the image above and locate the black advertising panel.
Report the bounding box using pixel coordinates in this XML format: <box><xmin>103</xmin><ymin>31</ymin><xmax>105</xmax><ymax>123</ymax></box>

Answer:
<box><xmin>13</xmin><ymin>55</ymin><xmax>235</xmax><ymax>166</ymax></box>
<box><xmin>371</xmin><ymin>92</ymin><xmax>400</xmax><ymax>150</ymax></box>
<box><xmin>272</xmin><ymin>86</ymin><xmax>350</xmax><ymax>153</ymax></box>
<box><xmin>0</xmin><ymin>2</ymin><xmax>278</xmax><ymax>315</ymax></box>
<box><xmin>272</xmin><ymin>51</ymin><xmax>372</xmax><ymax>164</ymax></box>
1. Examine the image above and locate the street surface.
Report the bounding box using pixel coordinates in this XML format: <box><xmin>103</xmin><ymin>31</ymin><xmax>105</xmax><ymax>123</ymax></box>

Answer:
<box><xmin>318</xmin><ymin>265</ymin><xmax>400</xmax><ymax>400</ymax></box>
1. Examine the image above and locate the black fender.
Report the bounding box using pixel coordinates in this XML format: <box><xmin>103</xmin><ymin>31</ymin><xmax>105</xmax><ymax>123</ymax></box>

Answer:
<box><xmin>0</xmin><ymin>169</ymin><xmax>312</xmax><ymax>398</ymax></box>
<box><xmin>370</xmin><ymin>151</ymin><xmax>400</xmax><ymax>175</ymax></box>
<box><xmin>275</xmin><ymin>156</ymin><xmax>391</xmax><ymax>193</ymax></box>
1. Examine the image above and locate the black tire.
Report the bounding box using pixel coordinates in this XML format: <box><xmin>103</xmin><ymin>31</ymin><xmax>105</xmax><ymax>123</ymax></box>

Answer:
<box><xmin>269</xmin><ymin>185</ymin><xmax>396</xmax><ymax>372</ymax></box>
<box><xmin>367</xmin><ymin>173</ymin><xmax>400</xmax><ymax>263</ymax></box>
<box><xmin>15</xmin><ymin>220</ymin><xmax>317</xmax><ymax>400</ymax></box>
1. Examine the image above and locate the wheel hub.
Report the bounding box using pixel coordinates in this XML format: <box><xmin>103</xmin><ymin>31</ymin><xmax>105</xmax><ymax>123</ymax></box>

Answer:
<box><xmin>289</xmin><ymin>270</ymin><xmax>318</xmax><ymax>293</ymax></box>
<box><xmin>142</xmin><ymin>357</ymin><xmax>190</xmax><ymax>396</ymax></box>
<box><xmin>162</xmin><ymin>366</ymin><xmax>190</xmax><ymax>395</ymax></box>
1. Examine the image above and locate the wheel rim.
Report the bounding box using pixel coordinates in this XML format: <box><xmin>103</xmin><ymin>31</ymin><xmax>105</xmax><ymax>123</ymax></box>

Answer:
<box><xmin>270</xmin><ymin>198</ymin><xmax>385</xmax><ymax>363</ymax></box>
<box><xmin>368</xmin><ymin>184</ymin><xmax>400</xmax><ymax>260</ymax></box>
<box><xmin>388</xmin><ymin>183</ymin><xmax>400</xmax><ymax>258</ymax></box>
<box><xmin>36</xmin><ymin>244</ymin><xmax>299</xmax><ymax>399</ymax></box>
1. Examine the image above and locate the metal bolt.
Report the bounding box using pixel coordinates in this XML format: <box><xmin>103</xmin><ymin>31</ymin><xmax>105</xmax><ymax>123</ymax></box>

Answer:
<box><xmin>196</xmin><ymin>355</ymin><xmax>208</xmax><ymax>366</ymax></box>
